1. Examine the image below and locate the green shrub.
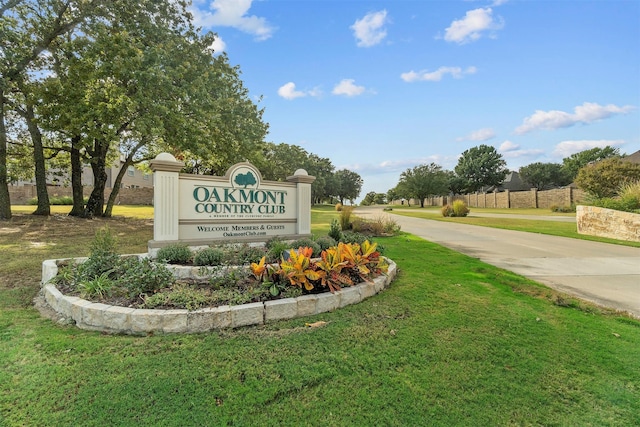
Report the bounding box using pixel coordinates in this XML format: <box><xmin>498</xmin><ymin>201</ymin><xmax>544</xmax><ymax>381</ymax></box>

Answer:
<box><xmin>225</xmin><ymin>243</ymin><xmax>265</xmax><ymax>265</ymax></box>
<box><xmin>289</xmin><ymin>237</ymin><xmax>321</xmax><ymax>257</ymax></box>
<box><xmin>116</xmin><ymin>257</ymin><xmax>174</xmax><ymax>297</ymax></box>
<box><xmin>193</xmin><ymin>248</ymin><xmax>225</xmax><ymax>266</ymax></box>
<box><xmin>314</xmin><ymin>235</ymin><xmax>337</xmax><ymax>251</ymax></box>
<box><xmin>328</xmin><ymin>218</ymin><xmax>342</xmax><ymax>242</ymax></box>
<box><xmin>77</xmin><ymin>226</ymin><xmax>120</xmax><ymax>280</ymax></box>
<box><xmin>266</xmin><ymin>240</ymin><xmax>291</xmax><ymax>262</ymax></box>
<box><xmin>441</xmin><ymin>204</ymin><xmax>454</xmax><ymax>217</ymax></box>
<box><xmin>27</xmin><ymin>196</ymin><xmax>76</xmax><ymax>205</ymax></box>
<box><xmin>340</xmin><ymin>231</ymin><xmax>369</xmax><ymax>246</ymax></box>
<box><xmin>156</xmin><ymin>244</ymin><xmax>192</xmax><ymax>264</ymax></box>
<box><xmin>550</xmin><ymin>204</ymin><xmax>576</xmax><ymax>213</ymax></box>
<box><xmin>77</xmin><ymin>272</ymin><xmax>114</xmax><ymax>299</ymax></box>
<box><xmin>452</xmin><ymin>200</ymin><xmax>470</xmax><ymax>217</ymax></box>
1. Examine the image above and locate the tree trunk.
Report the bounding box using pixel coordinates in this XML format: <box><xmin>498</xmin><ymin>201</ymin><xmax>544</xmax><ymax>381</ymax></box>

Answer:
<box><xmin>0</xmin><ymin>92</ymin><xmax>12</xmax><ymax>220</ymax></box>
<box><xmin>68</xmin><ymin>135</ymin><xmax>85</xmax><ymax>217</ymax></box>
<box><xmin>103</xmin><ymin>141</ymin><xmax>145</xmax><ymax>217</ymax></box>
<box><xmin>84</xmin><ymin>139</ymin><xmax>108</xmax><ymax>218</ymax></box>
<box><xmin>25</xmin><ymin>104</ymin><xmax>50</xmax><ymax>216</ymax></box>
<box><xmin>103</xmin><ymin>159</ymin><xmax>129</xmax><ymax>218</ymax></box>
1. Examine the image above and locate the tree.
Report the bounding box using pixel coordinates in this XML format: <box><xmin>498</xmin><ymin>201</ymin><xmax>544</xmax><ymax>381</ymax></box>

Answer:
<box><xmin>334</xmin><ymin>169</ymin><xmax>363</xmax><ymax>204</ymax></box>
<box><xmin>574</xmin><ymin>158</ymin><xmax>640</xmax><ymax>198</ymax></box>
<box><xmin>373</xmin><ymin>193</ymin><xmax>386</xmax><ymax>204</ymax></box>
<box><xmin>454</xmin><ymin>145</ymin><xmax>508</xmax><ymax>193</ymax></box>
<box><xmin>1</xmin><ymin>0</ymin><xmax>101</xmax><ymax>219</ymax></box>
<box><xmin>519</xmin><ymin>162</ymin><xmax>571</xmax><ymax>190</ymax></box>
<box><xmin>562</xmin><ymin>146</ymin><xmax>621</xmax><ymax>180</ymax></box>
<box><xmin>361</xmin><ymin>191</ymin><xmax>376</xmax><ymax>206</ymax></box>
<box><xmin>398</xmin><ymin>163</ymin><xmax>449</xmax><ymax>208</ymax></box>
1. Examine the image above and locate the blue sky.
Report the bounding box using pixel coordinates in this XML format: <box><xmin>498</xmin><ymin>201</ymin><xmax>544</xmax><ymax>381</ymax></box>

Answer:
<box><xmin>189</xmin><ymin>0</ymin><xmax>640</xmax><ymax>199</ymax></box>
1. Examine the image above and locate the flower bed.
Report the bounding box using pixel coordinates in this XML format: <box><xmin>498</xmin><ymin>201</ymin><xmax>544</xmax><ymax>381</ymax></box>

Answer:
<box><xmin>41</xmin><ymin>256</ymin><xmax>397</xmax><ymax>335</ymax></box>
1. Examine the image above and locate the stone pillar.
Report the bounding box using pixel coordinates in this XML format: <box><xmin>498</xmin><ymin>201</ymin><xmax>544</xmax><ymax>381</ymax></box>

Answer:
<box><xmin>286</xmin><ymin>169</ymin><xmax>316</xmax><ymax>235</ymax></box>
<box><xmin>149</xmin><ymin>153</ymin><xmax>184</xmax><ymax>244</ymax></box>
<box><xmin>531</xmin><ymin>188</ymin><xmax>538</xmax><ymax>208</ymax></box>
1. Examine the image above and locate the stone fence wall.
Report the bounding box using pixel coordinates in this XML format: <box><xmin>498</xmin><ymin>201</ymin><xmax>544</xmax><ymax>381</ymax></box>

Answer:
<box><xmin>577</xmin><ymin>205</ymin><xmax>640</xmax><ymax>242</ymax></box>
<box><xmin>9</xmin><ymin>185</ymin><xmax>154</xmax><ymax>205</ymax></box>
<box><xmin>394</xmin><ymin>187</ymin><xmax>586</xmax><ymax>209</ymax></box>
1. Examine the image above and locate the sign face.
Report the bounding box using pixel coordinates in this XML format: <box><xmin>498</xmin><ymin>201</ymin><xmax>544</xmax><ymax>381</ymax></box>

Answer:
<box><xmin>178</xmin><ymin>163</ymin><xmax>298</xmax><ymax>240</ymax></box>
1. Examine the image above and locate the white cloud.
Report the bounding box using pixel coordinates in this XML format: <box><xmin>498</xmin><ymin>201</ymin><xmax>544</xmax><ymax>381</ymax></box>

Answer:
<box><xmin>499</xmin><ymin>140</ymin><xmax>544</xmax><ymax>159</ymax></box>
<box><xmin>515</xmin><ymin>102</ymin><xmax>635</xmax><ymax>134</ymax></box>
<box><xmin>552</xmin><ymin>140</ymin><xmax>625</xmax><ymax>158</ymax></box>
<box><xmin>401</xmin><ymin>66</ymin><xmax>476</xmax><ymax>82</ymax></box>
<box><xmin>209</xmin><ymin>36</ymin><xmax>226</xmax><ymax>54</ymax></box>
<box><xmin>458</xmin><ymin>127</ymin><xmax>496</xmax><ymax>141</ymax></box>
<box><xmin>444</xmin><ymin>8</ymin><xmax>504</xmax><ymax>44</ymax></box>
<box><xmin>341</xmin><ymin>156</ymin><xmax>445</xmax><ymax>174</ymax></box>
<box><xmin>351</xmin><ymin>10</ymin><xmax>389</xmax><ymax>47</ymax></box>
<box><xmin>332</xmin><ymin>79</ymin><xmax>366</xmax><ymax>97</ymax></box>
<box><xmin>277</xmin><ymin>82</ymin><xmax>306</xmax><ymax>100</ymax></box>
<box><xmin>191</xmin><ymin>0</ymin><xmax>275</xmax><ymax>41</ymax></box>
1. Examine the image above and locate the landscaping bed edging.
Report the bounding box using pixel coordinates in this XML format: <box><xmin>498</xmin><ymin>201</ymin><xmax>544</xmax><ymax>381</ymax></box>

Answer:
<box><xmin>40</xmin><ymin>257</ymin><xmax>397</xmax><ymax>335</ymax></box>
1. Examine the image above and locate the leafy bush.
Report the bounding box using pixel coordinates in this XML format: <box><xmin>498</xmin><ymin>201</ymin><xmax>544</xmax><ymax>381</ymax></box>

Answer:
<box><xmin>550</xmin><ymin>204</ymin><xmax>576</xmax><ymax>213</ymax></box>
<box><xmin>335</xmin><ymin>203</ymin><xmax>343</xmax><ymax>211</ymax></box>
<box><xmin>77</xmin><ymin>272</ymin><xmax>114</xmax><ymax>299</ymax></box>
<box><xmin>193</xmin><ymin>248</ymin><xmax>225</xmax><ymax>266</ymax></box>
<box><xmin>441</xmin><ymin>204</ymin><xmax>454</xmax><ymax>217</ymax></box>
<box><xmin>28</xmin><ymin>196</ymin><xmax>77</xmax><ymax>205</ymax></box>
<box><xmin>315</xmin><ymin>235</ymin><xmax>337</xmax><ymax>251</ymax></box>
<box><xmin>266</xmin><ymin>240</ymin><xmax>291</xmax><ymax>262</ymax></box>
<box><xmin>290</xmin><ymin>237</ymin><xmax>321</xmax><ymax>257</ymax></box>
<box><xmin>328</xmin><ymin>218</ymin><xmax>342</xmax><ymax>242</ymax></box>
<box><xmin>352</xmin><ymin>214</ymin><xmax>400</xmax><ymax>236</ymax></box>
<box><xmin>452</xmin><ymin>200</ymin><xmax>470</xmax><ymax>217</ymax></box>
<box><xmin>340</xmin><ymin>231</ymin><xmax>369</xmax><ymax>245</ymax></box>
<box><xmin>77</xmin><ymin>226</ymin><xmax>121</xmax><ymax>280</ymax></box>
<box><xmin>116</xmin><ymin>257</ymin><xmax>174</xmax><ymax>297</ymax></box>
<box><xmin>575</xmin><ymin>158</ymin><xmax>640</xmax><ymax>198</ymax></box>
<box><xmin>156</xmin><ymin>244</ymin><xmax>193</xmax><ymax>264</ymax></box>
<box><xmin>225</xmin><ymin>243</ymin><xmax>265</xmax><ymax>265</ymax></box>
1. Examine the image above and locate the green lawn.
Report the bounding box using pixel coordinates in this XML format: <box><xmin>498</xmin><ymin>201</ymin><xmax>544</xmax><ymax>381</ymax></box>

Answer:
<box><xmin>1</xmin><ymin>205</ymin><xmax>638</xmax><ymax>426</ymax></box>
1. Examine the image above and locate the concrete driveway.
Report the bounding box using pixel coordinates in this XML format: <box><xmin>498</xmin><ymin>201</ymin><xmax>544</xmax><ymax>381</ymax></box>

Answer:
<box><xmin>355</xmin><ymin>206</ymin><xmax>640</xmax><ymax>318</ymax></box>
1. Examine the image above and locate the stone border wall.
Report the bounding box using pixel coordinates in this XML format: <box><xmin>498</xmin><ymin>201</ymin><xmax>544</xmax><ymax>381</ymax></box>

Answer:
<box><xmin>40</xmin><ymin>257</ymin><xmax>397</xmax><ymax>335</ymax></box>
<box><xmin>398</xmin><ymin>187</ymin><xmax>586</xmax><ymax>209</ymax></box>
<box><xmin>576</xmin><ymin>205</ymin><xmax>640</xmax><ymax>242</ymax></box>
<box><xmin>9</xmin><ymin>185</ymin><xmax>153</xmax><ymax>205</ymax></box>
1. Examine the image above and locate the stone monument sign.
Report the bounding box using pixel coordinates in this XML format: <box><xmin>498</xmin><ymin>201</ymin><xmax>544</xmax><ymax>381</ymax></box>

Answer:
<box><xmin>148</xmin><ymin>153</ymin><xmax>315</xmax><ymax>254</ymax></box>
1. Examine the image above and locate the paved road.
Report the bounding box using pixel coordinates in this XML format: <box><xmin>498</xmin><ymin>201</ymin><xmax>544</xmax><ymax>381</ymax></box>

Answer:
<box><xmin>356</xmin><ymin>206</ymin><xmax>640</xmax><ymax>318</ymax></box>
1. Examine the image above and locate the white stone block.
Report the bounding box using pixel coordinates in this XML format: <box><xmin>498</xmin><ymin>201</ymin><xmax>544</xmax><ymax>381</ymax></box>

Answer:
<box><xmin>130</xmin><ymin>309</ymin><xmax>165</xmax><ymax>334</ymax></box>
<box><xmin>315</xmin><ymin>292</ymin><xmax>340</xmax><ymax>314</ymax></box>
<box><xmin>58</xmin><ymin>295</ymin><xmax>82</xmax><ymax>317</ymax></box>
<box><xmin>70</xmin><ymin>299</ymin><xmax>93</xmax><ymax>324</ymax></box>
<box><xmin>162</xmin><ymin>309</ymin><xmax>189</xmax><ymax>333</ymax></box>
<box><xmin>296</xmin><ymin>294</ymin><xmax>318</xmax><ymax>317</ymax></box>
<box><xmin>212</xmin><ymin>305</ymin><xmax>232</xmax><ymax>329</ymax></box>
<box><xmin>82</xmin><ymin>303</ymin><xmax>112</xmax><ymax>328</ymax></box>
<box><xmin>373</xmin><ymin>276</ymin><xmax>386</xmax><ymax>293</ymax></box>
<box><xmin>41</xmin><ymin>260</ymin><xmax>58</xmax><ymax>285</ymax></box>
<box><xmin>43</xmin><ymin>284</ymin><xmax>62</xmax><ymax>311</ymax></box>
<box><xmin>359</xmin><ymin>283</ymin><xmax>376</xmax><ymax>300</ymax></box>
<box><xmin>231</xmin><ymin>302</ymin><xmax>264</xmax><ymax>328</ymax></box>
<box><xmin>338</xmin><ymin>286</ymin><xmax>362</xmax><ymax>308</ymax></box>
<box><xmin>103</xmin><ymin>306</ymin><xmax>135</xmax><ymax>332</ymax></box>
<box><xmin>187</xmin><ymin>308</ymin><xmax>216</xmax><ymax>333</ymax></box>
<box><xmin>264</xmin><ymin>298</ymin><xmax>298</xmax><ymax>321</ymax></box>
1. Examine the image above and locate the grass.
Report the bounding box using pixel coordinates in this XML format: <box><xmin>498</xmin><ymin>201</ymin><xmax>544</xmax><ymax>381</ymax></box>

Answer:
<box><xmin>391</xmin><ymin>206</ymin><xmax>640</xmax><ymax>248</ymax></box>
<box><xmin>1</xmin><ymin>205</ymin><xmax>639</xmax><ymax>425</ymax></box>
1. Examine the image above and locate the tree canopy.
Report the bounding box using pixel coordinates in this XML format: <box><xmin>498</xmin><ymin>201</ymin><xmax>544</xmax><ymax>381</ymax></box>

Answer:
<box><xmin>562</xmin><ymin>146</ymin><xmax>621</xmax><ymax>180</ymax></box>
<box><xmin>397</xmin><ymin>163</ymin><xmax>449</xmax><ymax>208</ymax></box>
<box><xmin>454</xmin><ymin>144</ymin><xmax>508</xmax><ymax>193</ymax></box>
<box><xmin>518</xmin><ymin>162</ymin><xmax>571</xmax><ymax>190</ymax></box>
<box><xmin>334</xmin><ymin>169</ymin><xmax>363</xmax><ymax>204</ymax></box>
